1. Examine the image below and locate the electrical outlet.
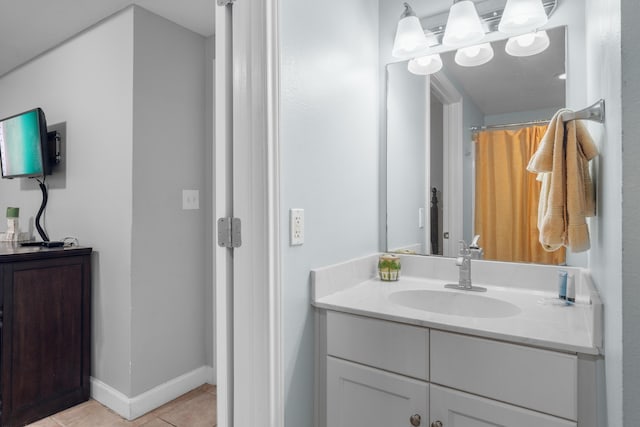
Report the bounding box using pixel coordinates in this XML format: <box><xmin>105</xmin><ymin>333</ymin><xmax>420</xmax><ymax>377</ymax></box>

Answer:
<box><xmin>290</xmin><ymin>208</ymin><xmax>304</xmax><ymax>246</ymax></box>
<box><xmin>182</xmin><ymin>189</ymin><xmax>200</xmax><ymax>210</ymax></box>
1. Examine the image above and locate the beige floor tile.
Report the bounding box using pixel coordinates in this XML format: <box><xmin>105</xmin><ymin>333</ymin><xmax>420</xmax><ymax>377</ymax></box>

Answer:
<box><xmin>159</xmin><ymin>392</ymin><xmax>216</xmax><ymax>427</ymax></box>
<box><xmin>52</xmin><ymin>400</ymin><xmax>130</xmax><ymax>427</ymax></box>
<box><xmin>27</xmin><ymin>385</ymin><xmax>217</xmax><ymax>427</ymax></box>
<box><xmin>136</xmin><ymin>419</ymin><xmax>175</xmax><ymax>427</ymax></box>
<box><xmin>128</xmin><ymin>385</ymin><xmax>214</xmax><ymax>425</ymax></box>
<box><xmin>201</xmin><ymin>384</ymin><xmax>217</xmax><ymax>395</ymax></box>
<box><xmin>152</xmin><ymin>387</ymin><xmax>207</xmax><ymax>417</ymax></box>
<box><xmin>26</xmin><ymin>417</ymin><xmax>63</xmax><ymax>427</ymax></box>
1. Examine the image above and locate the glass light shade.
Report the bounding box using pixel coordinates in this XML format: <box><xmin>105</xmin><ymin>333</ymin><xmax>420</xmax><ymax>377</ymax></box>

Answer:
<box><xmin>498</xmin><ymin>0</ymin><xmax>548</xmax><ymax>34</ymax></box>
<box><xmin>392</xmin><ymin>5</ymin><xmax>429</xmax><ymax>59</ymax></box>
<box><xmin>408</xmin><ymin>54</ymin><xmax>443</xmax><ymax>75</ymax></box>
<box><xmin>455</xmin><ymin>43</ymin><xmax>494</xmax><ymax>67</ymax></box>
<box><xmin>505</xmin><ymin>30</ymin><xmax>550</xmax><ymax>56</ymax></box>
<box><xmin>442</xmin><ymin>0</ymin><xmax>485</xmax><ymax>47</ymax></box>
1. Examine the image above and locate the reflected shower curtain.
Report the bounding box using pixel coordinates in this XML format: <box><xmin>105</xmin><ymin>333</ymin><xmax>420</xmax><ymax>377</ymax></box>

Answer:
<box><xmin>475</xmin><ymin>126</ymin><xmax>565</xmax><ymax>264</ymax></box>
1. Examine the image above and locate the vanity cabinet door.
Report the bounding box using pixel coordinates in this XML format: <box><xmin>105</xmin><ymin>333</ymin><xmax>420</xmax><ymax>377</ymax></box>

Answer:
<box><xmin>327</xmin><ymin>356</ymin><xmax>428</xmax><ymax>427</ymax></box>
<box><xmin>430</xmin><ymin>385</ymin><xmax>576</xmax><ymax>427</ymax></box>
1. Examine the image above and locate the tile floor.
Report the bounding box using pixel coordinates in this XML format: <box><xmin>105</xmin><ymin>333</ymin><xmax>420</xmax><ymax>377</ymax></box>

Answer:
<box><xmin>27</xmin><ymin>384</ymin><xmax>217</xmax><ymax>427</ymax></box>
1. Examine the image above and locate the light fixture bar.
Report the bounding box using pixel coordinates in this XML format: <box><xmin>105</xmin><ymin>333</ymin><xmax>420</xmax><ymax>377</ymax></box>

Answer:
<box><xmin>421</xmin><ymin>0</ymin><xmax>556</xmax><ymax>46</ymax></box>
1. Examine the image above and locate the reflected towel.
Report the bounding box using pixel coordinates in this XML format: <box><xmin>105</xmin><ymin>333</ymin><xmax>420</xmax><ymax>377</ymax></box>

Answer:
<box><xmin>527</xmin><ymin>109</ymin><xmax>598</xmax><ymax>252</ymax></box>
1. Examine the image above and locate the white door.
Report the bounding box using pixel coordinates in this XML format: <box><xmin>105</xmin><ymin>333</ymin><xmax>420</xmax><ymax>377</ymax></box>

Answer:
<box><xmin>327</xmin><ymin>357</ymin><xmax>428</xmax><ymax>427</ymax></box>
<box><xmin>430</xmin><ymin>385</ymin><xmax>576</xmax><ymax>427</ymax></box>
<box><xmin>215</xmin><ymin>0</ymin><xmax>282</xmax><ymax>426</ymax></box>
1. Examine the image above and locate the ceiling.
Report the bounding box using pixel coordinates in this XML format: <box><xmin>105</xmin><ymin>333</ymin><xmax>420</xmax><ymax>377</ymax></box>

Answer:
<box><xmin>0</xmin><ymin>0</ymin><xmax>214</xmax><ymax>77</ymax></box>
<box><xmin>440</xmin><ymin>26</ymin><xmax>566</xmax><ymax>115</ymax></box>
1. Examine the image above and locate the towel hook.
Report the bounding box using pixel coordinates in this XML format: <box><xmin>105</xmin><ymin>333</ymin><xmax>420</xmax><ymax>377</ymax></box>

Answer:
<box><xmin>562</xmin><ymin>99</ymin><xmax>605</xmax><ymax>124</ymax></box>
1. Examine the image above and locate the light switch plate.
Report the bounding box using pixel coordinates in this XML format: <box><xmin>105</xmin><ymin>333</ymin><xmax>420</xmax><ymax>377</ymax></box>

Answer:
<box><xmin>182</xmin><ymin>189</ymin><xmax>200</xmax><ymax>210</ymax></box>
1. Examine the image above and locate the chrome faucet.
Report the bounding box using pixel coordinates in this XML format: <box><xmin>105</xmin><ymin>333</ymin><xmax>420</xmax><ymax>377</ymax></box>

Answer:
<box><xmin>445</xmin><ymin>240</ymin><xmax>486</xmax><ymax>292</ymax></box>
<box><xmin>469</xmin><ymin>234</ymin><xmax>484</xmax><ymax>260</ymax></box>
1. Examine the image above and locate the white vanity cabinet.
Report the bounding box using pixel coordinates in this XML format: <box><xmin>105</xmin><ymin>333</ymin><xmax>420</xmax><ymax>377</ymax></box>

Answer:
<box><xmin>430</xmin><ymin>385</ymin><xmax>576</xmax><ymax>427</ymax></box>
<box><xmin>322</xmin><ymin>311</ymin><xmax>582</xmax><ymax>427</ymax></box>
<box><xmin>327</xmin><ymin>357</ymin><xmax>428</xmax><ymax>427</ymax></box>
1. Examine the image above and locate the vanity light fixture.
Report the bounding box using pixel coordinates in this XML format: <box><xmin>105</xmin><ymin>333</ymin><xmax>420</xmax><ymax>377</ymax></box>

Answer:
<box><xmin>442</xmin><ymin>0</ymin><xmax>485</xmax><ymax>48</ymax></box>
<box><xmin>498</xmin><ymin>0</ymin><xmax>548</xmax><ymax>34</ymax></box>
<box><xmin>505</xmin><ymin>30</ymin><xmax>550</xmax><ymax>56</ymax></box>
<box><xmin>392</xmin><ymin>3</ymin><xmax>430</xmax><ymax>59</ymax></box>
<box><xmin>455</xmin><ymin>43</ymin><xmax>494</xmax><ymax>67</ymax></box>
<box><xmin>408</xmin><ymin>54</ymin><xmax>443</xmax><ymax>75</ymax></box>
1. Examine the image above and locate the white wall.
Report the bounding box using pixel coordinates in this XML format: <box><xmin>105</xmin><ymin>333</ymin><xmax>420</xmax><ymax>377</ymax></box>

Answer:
<box><xmin>130</xmin><ymin>7</ymin><xmax>208</xmax><ymax>396</ymax></box>
<box><xmin>483</xmin><ymin>107</ymin><xmax>562</xmax><ymax>126</ymax></box>
<box><xmin>280</xmin><ymin>0</ymin><xmax>380</xmax><ymax>425</ymax></box>
<box><xmin>386</xmin><ymin>62</ymin><xmax>427</xmax><ymax>252</ymax></box>
<box><xmin>0</xmin><ymin>9</ymin><xmax>135</xmax><ymax>394</ymax></box>
<box><xmin>584</xmin><ymin>0</ymin><xmax>623</xmax><ymax>425</ymax></box>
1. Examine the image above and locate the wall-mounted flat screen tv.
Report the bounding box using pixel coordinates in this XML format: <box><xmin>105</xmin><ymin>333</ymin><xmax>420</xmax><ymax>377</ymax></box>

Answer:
<box><xmin>0</xmin><ymin>108</ymin><xmax>49</xmax><ymax>179</ymax></box>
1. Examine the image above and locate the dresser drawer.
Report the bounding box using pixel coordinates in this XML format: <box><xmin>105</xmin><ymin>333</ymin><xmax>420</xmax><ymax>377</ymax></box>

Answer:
<box><xmin>430</xmin><ymin>330</ymin><xmax>577</xmax><ymax>420</ymax></box>
<box><xmin>326</xmin><ymin>311</ymin><xmax>429</xmax><ymax>380</ymax></box>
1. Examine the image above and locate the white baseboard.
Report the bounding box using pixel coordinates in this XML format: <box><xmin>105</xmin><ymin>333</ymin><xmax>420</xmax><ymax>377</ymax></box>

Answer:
<box><xmin>91</xmin><ymin>365</ymin><xmax>215</xmax><ymax>420</ymax></box>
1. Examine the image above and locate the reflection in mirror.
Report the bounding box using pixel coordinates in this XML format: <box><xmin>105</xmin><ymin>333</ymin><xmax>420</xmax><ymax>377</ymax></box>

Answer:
<box><xmin>386</xmin><ymin>26</ymin><xmax>568</xmax><ymax>265</ymax></box>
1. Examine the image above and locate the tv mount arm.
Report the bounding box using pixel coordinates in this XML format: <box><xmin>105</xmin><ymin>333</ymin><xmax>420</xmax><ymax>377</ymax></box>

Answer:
<box><xmin>35</xmin><ymin>179</ymin><xmax>49</xmax><ymax>242</ymax></box>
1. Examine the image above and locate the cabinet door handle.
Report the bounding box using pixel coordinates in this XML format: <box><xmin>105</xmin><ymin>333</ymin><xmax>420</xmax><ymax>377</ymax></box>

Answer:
<box><xmin>409</xmin><ymin>414</ymin><xmax>421</xmax><ymax>426</ymax></box>
<box><xmin>430</xmin><ymin>421</ymin><xmax>443</xmax><ymax>427</ymax></box>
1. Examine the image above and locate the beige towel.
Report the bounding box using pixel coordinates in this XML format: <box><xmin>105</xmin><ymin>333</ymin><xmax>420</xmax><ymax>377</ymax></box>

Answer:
<box><xmin>527</xmin><ymin>109</ymin><xmax>598</xmax><ymax>252</ymax></box>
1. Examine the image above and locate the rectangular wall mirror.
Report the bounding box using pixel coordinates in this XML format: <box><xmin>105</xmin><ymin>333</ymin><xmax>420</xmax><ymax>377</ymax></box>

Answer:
<box><xmin>386</xmin><ymin>26</ymin><xmax>571</xmax><ymax>265</ymax></box>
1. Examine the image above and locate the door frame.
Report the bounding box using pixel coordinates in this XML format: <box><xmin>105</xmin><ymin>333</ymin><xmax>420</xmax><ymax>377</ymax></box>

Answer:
<box><xmin>214</xmin><ymin>0</ymin><xmax>283</xmax><ymax>426</ymax></box>
<box><xmin>430</xmin><ymin>72</ymin><xmax>463</xmax><ymax>257</ymax></box>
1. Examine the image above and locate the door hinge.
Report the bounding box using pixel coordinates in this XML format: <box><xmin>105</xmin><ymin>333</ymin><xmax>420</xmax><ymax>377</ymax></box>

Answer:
<box><xmin>217</xmin><ymin>217</ymin><xmax>242</xmax><ymax>248</ymax></box>
<box><xmin>217</xmin><ymin>0</ymin><xmax>235</xmax><ymax>6</ymax></box>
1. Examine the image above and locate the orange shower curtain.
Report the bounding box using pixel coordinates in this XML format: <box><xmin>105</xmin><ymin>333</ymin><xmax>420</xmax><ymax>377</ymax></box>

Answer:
<box><xmin>474</xmin><ymin>126</ymin><xmax>565</xmax><ymax>265</ymax></box>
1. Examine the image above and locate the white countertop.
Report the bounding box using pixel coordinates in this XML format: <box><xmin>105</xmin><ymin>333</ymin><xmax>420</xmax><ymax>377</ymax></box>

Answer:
<box><xmin>313</xmin><ymin>273</ymin><xmax>601</xmax><ymax>355</ymax></box>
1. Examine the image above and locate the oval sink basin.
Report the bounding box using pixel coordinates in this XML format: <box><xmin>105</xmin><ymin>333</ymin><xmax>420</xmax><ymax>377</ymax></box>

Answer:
<box><xmin>388</xmin><ymin>289</ymin><xmax>521</xmax><ymax>318</ymax></box>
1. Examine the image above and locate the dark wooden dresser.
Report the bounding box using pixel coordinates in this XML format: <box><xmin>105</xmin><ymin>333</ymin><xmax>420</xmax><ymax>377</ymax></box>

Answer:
<box><xmin>0</xmin><ymin>245</ymin><xmax>91</xmax><ymax>426</ymax></box>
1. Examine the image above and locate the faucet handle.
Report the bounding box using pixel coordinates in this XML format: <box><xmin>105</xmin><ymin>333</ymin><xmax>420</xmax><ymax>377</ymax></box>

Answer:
<box><xmin>470</xmin><ymin>235</ymin><xmax>480</xmax><ymax>248</ymax></box>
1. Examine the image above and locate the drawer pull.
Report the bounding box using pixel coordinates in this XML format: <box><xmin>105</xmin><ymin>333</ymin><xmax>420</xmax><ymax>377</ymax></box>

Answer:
<box><xmin>409</xmin><ymin>414</ymin><xmax>421</xmax><ymax>426</ymax></box>
<box><xmin>430</xmin><ymin>422</ymin><xmax>443</xmax><ymax>427</ymax></box>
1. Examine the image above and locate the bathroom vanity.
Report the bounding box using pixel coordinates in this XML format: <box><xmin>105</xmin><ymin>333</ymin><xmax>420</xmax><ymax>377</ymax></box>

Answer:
<box><xmin>312</xmin><ymin>254</ymin><xmax>602</xmax><ymax>427</ymax></box>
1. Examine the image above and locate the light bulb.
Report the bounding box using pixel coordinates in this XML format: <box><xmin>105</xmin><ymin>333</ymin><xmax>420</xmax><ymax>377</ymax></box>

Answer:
<box><xmin>465</xmin><ymin>46</ymin><xmax>481</xmax><ymax>57</ymax></box>
<box><xmin>408</xmin><ymin>54</ymin><xmax>443</xmax><ymax>75</ymax></box>
<box><xmin>505</xmin><ymin>31</ymin><xmax>550</xmax><ymax>56</ymax></box>
<box><xmin>455</xmin><ymin>43</ymin><xmax>494</xmax><ymax>67</ymax></box>
<box><xmin>516</xmin><ymin>33</ymin><xmax>536</xmax><ymax>47</ymax></box>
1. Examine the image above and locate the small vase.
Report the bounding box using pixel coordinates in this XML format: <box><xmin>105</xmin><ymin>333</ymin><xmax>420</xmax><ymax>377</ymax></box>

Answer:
<box><xmin>378</xmin><ymin>254</ymin><xmax>401</xmax><ymax>281</ymax></box>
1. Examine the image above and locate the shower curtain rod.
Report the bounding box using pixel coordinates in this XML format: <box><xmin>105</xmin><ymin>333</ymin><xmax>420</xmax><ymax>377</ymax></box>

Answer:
<box><xmin>470</xmin><ymin>99</ymin><xmax>606</xmax><ymax>133</ymax></box>
<box><xmin>470</xmin><ymin>119</ymin><xmax>549</xmax><ymax>132</ymax></box>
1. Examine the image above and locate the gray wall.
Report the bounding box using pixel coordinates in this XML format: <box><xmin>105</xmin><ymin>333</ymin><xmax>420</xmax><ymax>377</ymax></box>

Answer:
<box><xmin>0</xmin><ymin>9</ymin><xmax>135</xmax><ymax>394</ymax></box>
<box><xmin>280</xmin><ymin>0</ymin><xmax>380</xmax><ymax>425</ymax></box>
<box><xmin>204</xmin><ymin>35</ymin><xmax>215</xmax><ymax>371</ymax></box>
<box><xmin>0</xmin><ymin>6</ymin><xmax>211</xmax><ymax>398</ymax></box>
<box><xmin>621</xmin><ymin>2</ymin><xmax>640</xmax><ymax>426</ymax></box>
<box><xmin>130</xmin><ymin>7</ymin><xmax>208</xmax><ymax>396</ymax></box>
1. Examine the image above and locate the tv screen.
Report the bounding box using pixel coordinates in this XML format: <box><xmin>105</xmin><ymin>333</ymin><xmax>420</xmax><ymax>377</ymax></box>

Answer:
<box><xmin>0</xmin><ymin>108</ymin><xmax>49</xmax><ymax>179</ymax></box>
